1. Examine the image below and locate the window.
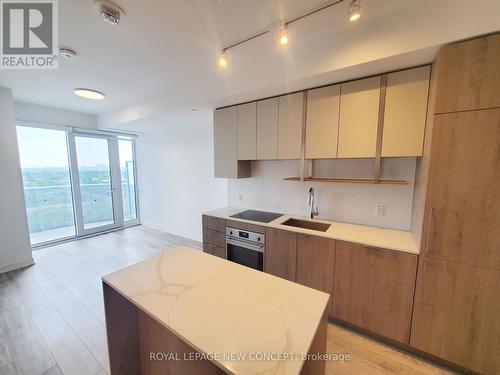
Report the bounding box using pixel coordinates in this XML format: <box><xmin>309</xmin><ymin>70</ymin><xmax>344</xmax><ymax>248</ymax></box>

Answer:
<box><xmin>16</xmin><ymin>126</ymin><xmax>76</xmax><ymax>245</ymax></box>
<box><xmin>16</xmin><ymin>123</ymin><xmax>139</xmax><ymax>246</ymax></box>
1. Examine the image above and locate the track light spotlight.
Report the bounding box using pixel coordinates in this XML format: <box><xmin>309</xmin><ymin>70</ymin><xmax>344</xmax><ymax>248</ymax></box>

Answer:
<box><xmin>349</xmin><ymin>0</ymin><xmax>361</xmax><ymax>22</ymax></box>
<box><xmin>280</xmin><ymin>22</ymin><xmax>289</xmax><ymax>46</ymax></box>
<box><xmin>218</xmin><ymin>52</ymin><xmax>227</xmax><ymax>68</ymax></box>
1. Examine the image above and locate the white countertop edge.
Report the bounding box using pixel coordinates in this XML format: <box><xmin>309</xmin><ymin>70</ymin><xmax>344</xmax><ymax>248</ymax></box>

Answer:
<box><xmin>102</xmin><ymin>247</ymin><xmax>331</xmax><ymax>375</ymax></box>
<box><xmin>204</xmin><ymin>207</ymin><xmax>419</xmax><ymax>255</ymax></box>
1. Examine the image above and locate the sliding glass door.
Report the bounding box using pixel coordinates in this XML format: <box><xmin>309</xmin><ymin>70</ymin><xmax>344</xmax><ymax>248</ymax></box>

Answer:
<box><xmin>16</xmin><ymin>123</ymin><xmax>138</xmax><ymax>246</ymax></box>
<box><xmin>69</xmin><ymin>133</ymin><xmax>123</xmax><ymax>235</ymax></box>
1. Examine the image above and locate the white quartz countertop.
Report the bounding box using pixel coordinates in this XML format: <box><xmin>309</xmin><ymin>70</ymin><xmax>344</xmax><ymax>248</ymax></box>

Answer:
<box><xmin>103</xmin><ymin>246</ymin><xmax>330</xmax><ymax>375</ymax></box>
<box><xmin>205</xmin><ymin>207</ymin><xmax>419</xmax><ymax>255</ymax></box>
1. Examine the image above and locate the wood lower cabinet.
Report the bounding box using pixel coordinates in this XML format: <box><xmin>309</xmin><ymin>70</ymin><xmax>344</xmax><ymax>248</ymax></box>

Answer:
<box><xmin>265</xmin><ymin>228</ymin><xmax>296</xmax><ymax>281</ymax></box>
<box><xmin>332</xmin><ymin>241</ymin><xmax>417</xmax><ymax>344</ymax></box>
<box><xmin>296</xmin><ymin>235</ymin><xmax>335</xmax><ymax>313</ymax></box>
<box><xmin>202</xmin><ymin>215</ymin><xmax>226</xmax><ymax>259</ymax></box>
<box><xmin>203</xmin><ymin>243</ymin><xmax>226</xmax><ymax>259</ymax></box>
<box><xmin>411</xmin><ymin>257</ymin><xmax>500</xmax><ymax>374</ymax></box>
<box><xmin>421</xmin><ymin>108</ymin><xmax>500</xmax><ymax>269</ymax></box>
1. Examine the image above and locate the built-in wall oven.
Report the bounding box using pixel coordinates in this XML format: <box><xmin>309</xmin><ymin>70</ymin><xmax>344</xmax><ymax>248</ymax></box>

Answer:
<box><xmin>225</xmin><ymin>227</ymin><xmax>264</xmax><ymax>271</ymax></box>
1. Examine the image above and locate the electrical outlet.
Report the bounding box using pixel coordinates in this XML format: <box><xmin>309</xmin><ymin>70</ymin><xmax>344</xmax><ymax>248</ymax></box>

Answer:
<box><xmin>375</xmin><ymin>205</ymin><xmax>385</xmax><ymax>217</ymax></box>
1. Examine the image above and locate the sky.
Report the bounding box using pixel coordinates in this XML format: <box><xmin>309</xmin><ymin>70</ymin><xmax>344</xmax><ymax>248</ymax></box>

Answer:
<box><xmin>16</xmin><ymin>125</ymin><xmax>133</xmax><ymax>168</ymax></box>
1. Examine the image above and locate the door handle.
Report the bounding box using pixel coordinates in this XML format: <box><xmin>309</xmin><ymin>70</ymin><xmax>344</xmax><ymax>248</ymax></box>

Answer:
<box><xmin>425</xmin><ymin>207</ymin><xmax>434</xmax><ymax>254</ymax></box>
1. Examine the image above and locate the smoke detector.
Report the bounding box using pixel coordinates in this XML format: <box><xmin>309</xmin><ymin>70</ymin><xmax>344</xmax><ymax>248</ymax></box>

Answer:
<box><xmin>93</xmin><ymin>1</ymin><xmax>125</xmax><ymax>26</ymax></box>
<box><xmin>59</xmin><ymin>47</ymin><xmax>78</xmax><ymax>60</ymax></box>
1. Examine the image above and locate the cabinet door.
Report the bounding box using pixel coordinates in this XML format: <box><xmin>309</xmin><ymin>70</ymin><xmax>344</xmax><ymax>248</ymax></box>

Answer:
<box><xmin>435</xmin><ymin>33</ymin><xmax>500</xmax><ymax>114</ymax></box>
<box><xmin>265</xmin><ymin>228</ymin><xmax>296</xmax><ymax>281</ymax></box>
<box><xmin>338</xmin><ymin>76</ymin><xmax>381</xmax><ymax>158</ymax></box>
<box><xmin>203</xmin><ymin>243</ymin><xmax>226</xmax><ymax>259</ymax></box>
<box><xmin>305</xmin><ymin>85</ymin><xmax>340</xmax><ymax>159</ymax></box>
<box><xmin>214</xmin><ymin>107</ymin><xmax>238</xmax><ymax>178</ymax></box>
<box><xmin>411</xmin><ymin>257</ymin><xmax>500</xmax><ymax>374</ymax></box>
<box><xmin>213</xmin><ymin>107</ymin><xmax>250</xmax><ymax>179</ymax></box>
<box><xmin>278</xmin><ymin>93</ymin><xmax>304</xmax><ymax>160</ymax></box>
<box><xmin>382</xmin><ymin>66</ymin><xmax>430</xmax><ymax>157</ymax></box>
<box><xmin>296</xmin><ymin>235</ymin><xmax>335</xmax><ymax>313</ymax></box>
<box><xmin>422</xmin><ymin>109</ymin><xmax>500</xmax><ymax>269</ymax></box>
<box><xmin>237</xmin><ymin>102</ymin><xmax>257</xmax><ymax>160</ymax></box>
<box><xmin>256</xmin><ymin>98</ymin><xmax>279</xmax><ymax>160</ymax></box>
<box><xmin>333</xmin><ymin>241</ymin><xmax>417</xmax><ymax>343</ymax></box>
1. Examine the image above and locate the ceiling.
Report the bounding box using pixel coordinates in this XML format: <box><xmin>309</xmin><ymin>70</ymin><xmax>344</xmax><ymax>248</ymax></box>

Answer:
<box><xmin>1</xmin><ymin>0</ymin><xmax>499</xmax><ymax>130</ymax></box>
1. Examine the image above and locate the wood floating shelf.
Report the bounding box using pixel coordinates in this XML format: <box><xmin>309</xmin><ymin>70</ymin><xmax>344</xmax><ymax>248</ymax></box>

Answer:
<box><xmin>284</xmin><ymin>177</ymin><xmax>408</xmax><ymax>185</ymax></box>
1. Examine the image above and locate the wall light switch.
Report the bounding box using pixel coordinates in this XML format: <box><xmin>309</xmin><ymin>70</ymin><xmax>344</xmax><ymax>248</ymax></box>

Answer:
<box><xmin>375</xmin><ymin>205</ymin><xmax>385</xmax><ymax>217</ymax></box>
<box><xmin>238</xmin><ymin>193</ymin><xmax>243</xmax><ymax>201</ymax></box>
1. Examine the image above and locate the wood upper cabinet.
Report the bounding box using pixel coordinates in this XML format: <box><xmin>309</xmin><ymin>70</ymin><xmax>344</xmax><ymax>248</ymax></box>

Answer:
<box><xmin>435</xmin><ymin>33</ymin><xmax>500</xmax><ymax>114</ymax></box>
<box><xmin>237</xmin><ymin>102</ymin><xmax>257</xmax><ymax>160</ymax></box>
<box><xmin>381</xmin><ymin>66</ymin><xmax>430</xmax><ymax>157</ymax></box>
<box><xmin>421</xmin><ymin>108</ymin><xmax>500</xmax><ymax>269</ymax></box>
<box><xmin>305</xmin><ymin>85</ymin><xmax>340</xmax><ymax>159</ymax></box>
<box><xmin>296</xmin><ymin>235</ymin><xmax>335</xmax><ymax>313</ymax></box>
<box><xmin>338</xmin><ymin>76</ymin><xmax>381</xmax><ymax>158</ymax></box>
<box><xmin>411</xmin><ymin>257</ymin><xmax>500</xmax><ymax>374</ymax></box>
<box><xmin>278</xmin><ymin>93</ymin><xmax>304</xmax><ymax>160</ymax></box>
<box><xmin>332</xmin><ymin>241</ymin><xmax>417</xmax><ymax>344</ymax></box>
<box><xmin>265</xmin><ymin>228</ymin><xmax>296</xmax><ymax>281</ymax></box>
<box><xmin>213</xmin><ymin>107</ymin><xmax>250</xmax><ymax>178</ymax></box>
<box><xmin>256</xmin><ymin>98</ymin><xmax>279</xmax><ymax>160</ymax></box>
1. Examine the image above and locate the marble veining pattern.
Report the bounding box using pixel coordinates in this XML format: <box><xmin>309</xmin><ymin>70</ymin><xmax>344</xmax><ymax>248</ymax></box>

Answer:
<box><xmin>103</xmin><ymin>247</ymin><xmax>329</xmax><ymax>375</ymax></box>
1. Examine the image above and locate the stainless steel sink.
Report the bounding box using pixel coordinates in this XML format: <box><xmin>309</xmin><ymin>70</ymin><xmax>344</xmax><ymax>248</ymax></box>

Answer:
<box><xmin>281</xmin><ymin>218</ymin><xmax>331</xmax><ymax>232</ymax></box>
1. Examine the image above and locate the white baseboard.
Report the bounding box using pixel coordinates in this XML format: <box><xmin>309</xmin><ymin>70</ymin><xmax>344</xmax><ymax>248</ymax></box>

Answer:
<box><xmin>0</xmin><ymin>257</ymin><xmax>35</xmax><ymax>274</ymax></box>
<box><xmin>140</xmin><ymin>221</ymin><xmax>202</xmax><ymax>243</ymax></box>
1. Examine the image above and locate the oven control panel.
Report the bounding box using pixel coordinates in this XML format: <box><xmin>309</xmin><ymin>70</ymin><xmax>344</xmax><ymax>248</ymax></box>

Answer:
<box><xmin>226</xmin><ymin>227</ymin><xmax>265</xmax><ymax>244</ymax></box>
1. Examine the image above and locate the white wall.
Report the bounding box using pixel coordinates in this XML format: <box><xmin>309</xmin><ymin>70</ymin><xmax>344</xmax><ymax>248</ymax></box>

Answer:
<box><xmin>135</xmin><ymin>109</ymin><xmax>227</xmax><ymax>241</ymax></box>
<box><xmin>228</xmin><ymin>158</ymin><xmax>416</xmax><ymax>231</ymax></box>
<box><xmin>0</xmin><ymin>88</ymin><xmax>34</xmax><ymax>273</ymax></box>
<box><xmin>15</xmin><ymin>101</ymin><xmax>97</xmax><ymax>129</ymax></box>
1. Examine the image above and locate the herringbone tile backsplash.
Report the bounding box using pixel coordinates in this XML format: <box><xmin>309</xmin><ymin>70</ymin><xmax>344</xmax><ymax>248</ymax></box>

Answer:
<box><xmin>228</xmin><ymin>158</ymin><xmax>416</xmax><ymax>230</ymax></box>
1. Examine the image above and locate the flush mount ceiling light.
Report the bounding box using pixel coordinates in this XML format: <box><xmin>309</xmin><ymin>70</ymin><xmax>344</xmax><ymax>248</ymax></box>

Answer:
<box><xmin>348</xmin><ymin>0</ymin><xmax>361</xmax><ymax>22</ymax></box>
<box><xmin>74</xmin><ymin>88</ymin><xmax>106</xmax><ymax>100</ymax></box>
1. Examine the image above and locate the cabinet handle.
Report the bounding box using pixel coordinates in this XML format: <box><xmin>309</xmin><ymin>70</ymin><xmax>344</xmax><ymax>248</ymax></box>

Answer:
<box><xmin>426</xmin><ymin>207</ymin><xmax>434</xmax><ymax>254</ymax></box>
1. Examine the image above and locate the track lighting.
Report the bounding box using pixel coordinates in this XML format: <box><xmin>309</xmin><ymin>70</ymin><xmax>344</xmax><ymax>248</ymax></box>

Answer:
<box><xmin>218</xmin><ymin>52</ymin><xmax>227</xmax><ymax>68</ymax></box>
<box><xmin>348</xmin><ymin>0</ymin><xmax>361</xmax><ymax>22</ymax></box>
<box><xmin>279</xmin><ymin>22</ymin><xmax>289</xmax><ymax>46</ymax></box>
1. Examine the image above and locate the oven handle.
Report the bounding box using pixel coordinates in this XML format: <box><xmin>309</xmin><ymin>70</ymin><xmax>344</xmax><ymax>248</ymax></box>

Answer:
<box><xmin>226</xmin><ymin>238</ymin><xmax>265</xmax><ymax>253</ymax></box>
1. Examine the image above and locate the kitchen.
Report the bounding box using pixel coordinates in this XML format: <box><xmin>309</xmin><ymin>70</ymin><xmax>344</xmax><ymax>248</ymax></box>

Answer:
<box><xmin>0</xmin><ymin>1</ymin><xmax>498</xmax><ymax>375</ymax></box>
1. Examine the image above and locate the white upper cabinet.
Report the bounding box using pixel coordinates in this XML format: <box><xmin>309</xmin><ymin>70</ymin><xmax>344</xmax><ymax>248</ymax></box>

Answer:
<box><xmin>214</xmin><ymin>107</ymin><xmax>250</xmax><ymax>178</ymax></box>
<box><xmin>237</xmin><ymin>102</ymin><xmax>257</xmax><ymax>160</ymax></box>
<box><xmin>305</xmin><ymin>85</ymin><xmax>340</xmax><ymax>159</ymax></box>
<box><xmin>338</xmin><ymin>76</ymin><xmax>381</xmax><ymax>158</ymax></box>
<box><xmin>278</xmin><ymin>92</ymin><xmax>304</xmax><ymax>160</ymax></box>
<box><xmin>256</xmin><ymin>98</ymin><xmax>279</xmax><ymax>160</ymax></box>
<box><xmin>382</xmin><ymin>66</ymin><xmax>431</xmax><ymax>157</ymax></box>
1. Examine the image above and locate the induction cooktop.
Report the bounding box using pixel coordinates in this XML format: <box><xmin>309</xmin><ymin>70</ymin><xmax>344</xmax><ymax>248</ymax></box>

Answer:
<box><xmin>230</xmin><ymin>210</ymin><xmax>283</xmax><ymax>223</ymax></box>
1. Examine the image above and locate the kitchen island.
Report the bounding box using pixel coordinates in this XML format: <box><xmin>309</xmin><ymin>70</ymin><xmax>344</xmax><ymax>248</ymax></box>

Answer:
<box><xmin>102</xmin><ymin>246</ymin><xmax>330</xmax><ymax>374</ymax></box>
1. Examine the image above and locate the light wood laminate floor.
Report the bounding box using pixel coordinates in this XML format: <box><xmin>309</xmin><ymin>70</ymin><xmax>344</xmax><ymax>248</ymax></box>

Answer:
<box><xmin>0</xmin><ymin>225</ymin><xmax>456</xmax><ymax>375</ymax></box>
